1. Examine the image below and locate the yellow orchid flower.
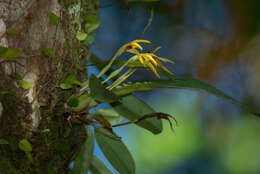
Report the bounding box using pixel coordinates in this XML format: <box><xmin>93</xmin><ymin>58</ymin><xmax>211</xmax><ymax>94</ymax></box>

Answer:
<box><xmin>124</xmin><ymin>40</ymin><xmax>151</xmax><ymax>51</ymax></box>
<box><xmin>128</xmin><ymin>46</ymin><xmax>175</xmax><ymax>78</ymax></box>
<box><xmin>97</xmin><ymin>40</ymin><xmax>151</xmax><ymax>79</ymax></box>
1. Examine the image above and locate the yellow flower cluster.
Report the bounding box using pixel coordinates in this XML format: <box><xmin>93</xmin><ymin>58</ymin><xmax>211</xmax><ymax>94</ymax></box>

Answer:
<box><xmin>124</xmin><ymin>40</ymin><xmax>175</xmax><ymax>77</ymax></box>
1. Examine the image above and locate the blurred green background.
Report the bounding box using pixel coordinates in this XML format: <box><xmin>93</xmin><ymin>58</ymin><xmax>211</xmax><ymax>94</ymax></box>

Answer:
<box><xmin>89</xmin><ymin>0</ymin><xmax>260</xmax><ymax>173</ymax></box>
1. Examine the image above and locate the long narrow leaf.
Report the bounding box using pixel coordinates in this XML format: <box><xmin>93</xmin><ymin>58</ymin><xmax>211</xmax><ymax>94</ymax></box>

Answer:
<box><xmin>112</xmin><ymin>78</ymin><xmax>260</xmax><ymax>116</ymax></box>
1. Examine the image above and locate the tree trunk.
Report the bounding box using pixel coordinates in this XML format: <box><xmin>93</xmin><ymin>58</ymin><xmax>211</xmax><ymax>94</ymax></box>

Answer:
<box><xmin>0</xmin><ymin>0</ymin><xmax>97</xmax><ymax>173</ymax></box>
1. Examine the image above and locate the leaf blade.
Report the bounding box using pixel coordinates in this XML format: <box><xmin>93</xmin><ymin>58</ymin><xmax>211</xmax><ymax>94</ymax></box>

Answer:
<box><xmin>112</xmin><ymin>78</ymin><xmax>260</xmax><ymax>116</ymax></box>
<box><xmin>89</xmin><ymin>74</ymin><xmax>120</xmax><ymax>103</ymax></box>
<box><xmin>90</xmin><ymin>155</ymin><xmax>114</xmax><ymax>174</ymax></box>
<box><xmin>112</xmin><ymin>95</ymin><xmax>162</xmax><ymax>134</ymax></box>
<box><xmin>95</xmin><ymin>128</ymin><xmax>135</xmax><ymax>174</ymax></box>
<box><xmin>72</xmin><ymin>127</ymin><xmax>94</xmax><ymax>174</ymax></box>
<box><xmin>18</xmin><ymin>139</ymin><xmax>32</xmax><ymax>152</ymax></box>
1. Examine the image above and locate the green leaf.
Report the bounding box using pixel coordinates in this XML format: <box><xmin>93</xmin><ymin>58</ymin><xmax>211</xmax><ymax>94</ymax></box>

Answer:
<box><xmin>60</xmin><ymin>83</ymin><xmax>73</xmax><ymax>89</ymax></box>
<box><xmin>49</xmin><ymin>12</ymin><xmax>59</xmax><ymax>25</ymax></box>
<box><xmin>93</xmin><ymin>107</ymin><xmax>124</xmax><ymax>124</ymax></box>
<box><xmin>85</xmin><ymin>17</ymin><xmax>101</xmax><ymax>34</ymax></box>
<box><xmin>0</xmin><ymin>90</ymin><xmax>11</xmax><ymax>101</ymax></box>
<box><xmin>18</xmin><ymin>139</ymin><xmax>32</xmax><ymax>152</ymax></box>
<box><xmin>112</xmin><ymin>95</ymin><xmax>162</xmax><ymax>134</ymax></box>
<box><xmin>84</xmin><ymin>35</ymin><xmax>95</xmax><ymax>46</ymax></box>
<box><xmin>65</xmin><ymin>75</ymin><xmax>82</xmax><ymax>86</ymax></box>
<box><xmin>41</xmin><ymin>48</ymin><xmax>55</xmax><ymax>57</ymax></box>
<box><xmin>63</xmin><ymin>128</ymin><xmax>71</xmax><ymax>138</ymax></box>
<box><xmin>14</xmin><ymin>73</ymin><xmax>23</xmax><ymax>80</ymax></box>
<box><xmin>72</xmin><ymin>127</ymin><xmax>94</xmax><ymax>174</ymax></box>
<box><xmin>0</xmin><ymin>139</ymin><xmax>8</xmax><ymax>145</ymax></box>
<box><xmin>95</xmin><ymin>128</ymin><xmax>135</xmax><ymax>174</ymax></box>
<box><xmin>112</xmin><ymin>78</ymin><xmax>260</xmax><ymax>116</ymax></box>
<box><xmin>68</xmin><ymin>97</ymin><xmax>79</xmax><ymax>107</ymax></box>
<box><xmin>21</xmin><ymin>80</ymin><xmax>32</xmax><ymax>89</ymax></box>
<box><xmin>0</xmin><ymin>46</ymin><xmax>8</xmax><ymax>55</ymax></box>
<box><xmin>90</xmin><ymin>155</ymin><xmax>113</xmax><ymax>174</ymax></box>
<box><xmin>2</xmin><ymin>48</ymin><xmax>22</xmax><ymax>60</ymax></box>
<box><xmin>36</xmin><ymin>103</ymin><xmax>45</xmax><ymax>108</ymax></box>
<box><xmin>73</xmin><ymin>93</ymin><xmax>98</xmax><ymax>112</ymax></box>
<box><xmin>89</xmin><ymin>75</ymin><xmax>120</xmax><ymax>103</ymax></box>
<box><xmin>76</xmin><ymin>31</ymin><xmax>88</xmax><ymax>41</ymax></box>
<box><xmin>7</xmin><ymin>28</ymin><xmax>20</xmax><ymax>35</ymax></box>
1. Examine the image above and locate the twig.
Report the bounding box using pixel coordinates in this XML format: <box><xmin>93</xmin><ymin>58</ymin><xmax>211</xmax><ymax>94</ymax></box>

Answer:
<box><xmin>139</xmin><ymin>8</ymin><xmax>154</xmax><ymax>38</ymax></box>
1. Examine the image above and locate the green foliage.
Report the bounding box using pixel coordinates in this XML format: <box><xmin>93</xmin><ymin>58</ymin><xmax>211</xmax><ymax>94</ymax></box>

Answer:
<box><xmin>60</xmin><ymin>83</ymin><xmax>73</xmax><ymax>89</ymax></box>
<box><xmin>41</xmin><ymin>48</ymin><xmax>55</xmax><ymax>57</ymax></box>
<box><xmin>49</xmin><ymin>12</ymin><xmax>59</xmax><ymax>25</ymax></box>
<box><xmin>112</xmin><ymin>79</ymin><xmax>260</xmax><ymax>116</ymax></box>
<box><xmin>76</xmin><ymin>31</ymin><xmax>88</xmax><ymax>41</ymax></box>
<box><xmin>0</xmin><ymin>139</ymin><xmax>8</xmax><ymax>145</ymax></box>
<box><xmin>89</xmin><ymin>75</ymin><xmax>120</xmax><ymax>103</ymax></box>
<box><xmin>68</xmin><ymin>97</ymin><xmax>79</xmax><ymax>107</ymax></box>
<box><xmin>1</xmin><ymin>48</ymin><xmax>22</xmax><ymax>60</ymax></box>
<box><xmin>112</xmin><ymin>95</ymin><xmax>163</xmax><ymax>134</ymax></box>
<box><xmin>18</xmin><ymin>139</ymin><xmax>32</xmax><ymax>152</ymax></box>
<box><xmin>84</xmin><ymin>35</ymin><xmax>95</xmax><ymax>46</ymax></box>
<box><xmin>93</xmin><ymin>107</ymin><xmax>123</xmax><ymax>124</ymax></box>
<box><xmin>0</xmin><ymin>90</ymin><xmax>11</xmax><ymax>101</ymax></box>
<box><xmin>21</xmin><ymin>80</ymin><xmax>32</xmax><ymax>90</ymax></box>
<box><xmin>0</xmin><ymin>46</ymin><xmax>8</xmax><ymax>55</ymax></box>
<box><xmin>72</xmin><ymin>127</ymin><xmax>94</xmax><ymax>174</ymax></box>
<box><xmin>90</xmin><ymin>155</ymin><xmax>114</xmax><ymax>174</ymax></box>
<box><xmin>7</xmin><ymin>28</ymin><xmax>20</xmax><ymax>35</ymax></box>
<box><xmin>84</xmin><ymin>16</ymin><xmax>101</xmax><ymax>34</ymax></box>
<box><xmin>95</xmin><ymin>128</ymin><xmax>135</xmax><ymax>174</ymax></box>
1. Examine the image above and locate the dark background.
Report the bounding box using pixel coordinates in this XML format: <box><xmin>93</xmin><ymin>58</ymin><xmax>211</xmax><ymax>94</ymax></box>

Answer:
<box><xmin>89</xmin><ymin>0</ymin><xmax>260</xmax><ymax>173</ymax></box>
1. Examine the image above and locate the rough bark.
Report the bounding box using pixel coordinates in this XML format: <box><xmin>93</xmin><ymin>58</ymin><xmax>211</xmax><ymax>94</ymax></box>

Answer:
<box><xmin>0</xmin><ymin>0</ymin><xmax>97</xmax><ymax>173</ymax></box>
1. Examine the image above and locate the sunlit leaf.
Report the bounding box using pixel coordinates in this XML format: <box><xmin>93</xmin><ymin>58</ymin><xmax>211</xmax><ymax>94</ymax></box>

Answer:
<box><xmin>0</xmin><ymin>139</ymin><xmax>8</xmax><ymax>145</ymax></box>
<box><xmin>89</xmin><ymin>75</ymin><xmax>120</xmax><ymax>103</ymax></box>
<box><xmin>112</xmin><ymin>95</ymin><xmax>162</xmax><ymax>134</ymax></box>
<box><xmin>21</xmin><ymin>80</ymin><xmax>32</xmax><ymax>90</ymax></box>
<box><xmin>7</xmin><ymin>28</ymin><xmax>20</xmax><ymax>35</ymax></box>
<box><xmin>72</xmin><ymin>127</ymin><xmax>94</xmax><ymax>174</ymax></box>
<box><xmin>112</xmin><ymin>78</ymin><xmax>260</xmax><ymax>116</ymax></box>
<box><xmin>2</xmin><ymin>48</ymin><xmax>22</xmax><ymax>60</ymax></box>
<box><xmin>90</xmin><ymin>155</ymin><xmax>113</xmax><ymax>174</ymax></box>
<box><xmin>76</xmin><ymin>31</ymin><xmax>88</xmax><ymax>41</ymax></box>
<box><xmin>95</xmin><ymin>128</ymin><xmax>135</xmax><ymax>174</ymax></box>
<box><xmin>49</xmin><ymin>12</ymin><xmax>59</xmax><ymax>25</ymax></box>
<box><xmin>41</xmin><ymin>48</ymin><xmax>55</xmax><ymax>57</ymax></box>
<box><xmin>93</xmin><ymin>107</ymin><xmax>124</xmax><ymax>124</ymax></box>
<box><xmin>18</xmin><ymin>139</ymin><xmax>32</xmax><ymax>152</ymax></box>
<box><xmin>60</xmin><ymin>83</ymin><xmax>73</xmax><ymax>89</ymax></box>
